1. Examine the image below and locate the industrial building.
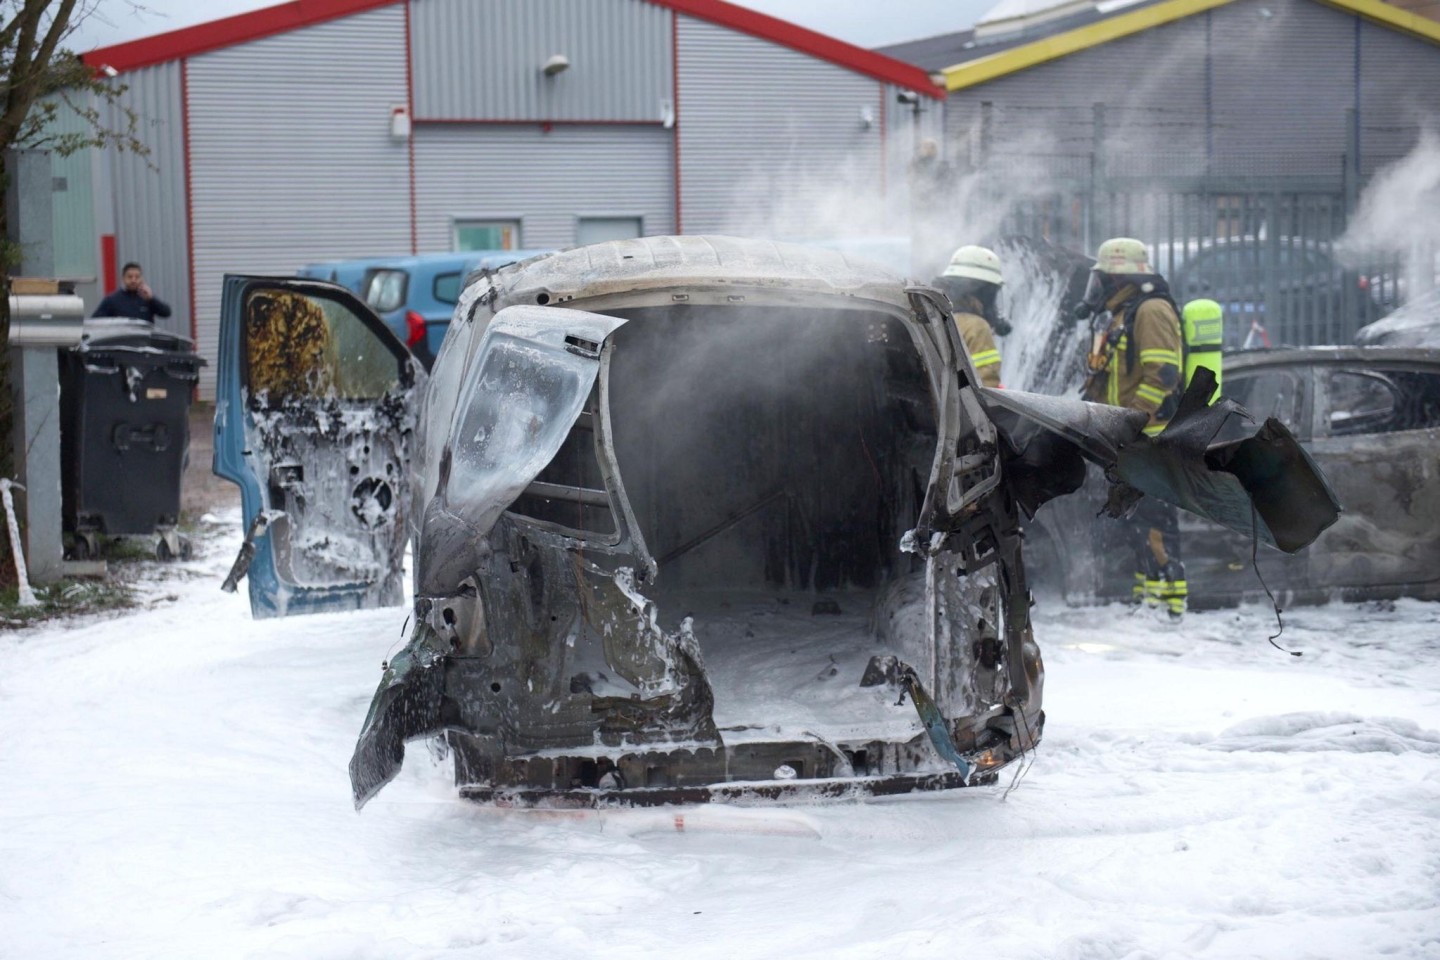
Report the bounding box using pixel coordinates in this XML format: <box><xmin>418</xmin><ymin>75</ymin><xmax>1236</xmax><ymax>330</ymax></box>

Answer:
<box><xmin>68</xmin><ymin>0</ymin><xmax>943</xmax><ymax>395</ymax></box>
<box><xmin>881</xmin><ymin>0</ymin><xmax>1440</xmax><ymax>345</ymax></box>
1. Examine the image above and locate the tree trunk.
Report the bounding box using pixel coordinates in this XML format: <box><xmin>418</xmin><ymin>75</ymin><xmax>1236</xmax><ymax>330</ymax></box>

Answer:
<box><xmin>1</xmin><ymin>156</ymin><xmax>17</xmax><ymax>589</ymax></box>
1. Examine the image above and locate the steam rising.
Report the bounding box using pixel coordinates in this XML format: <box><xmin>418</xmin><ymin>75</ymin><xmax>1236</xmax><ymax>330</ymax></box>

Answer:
<box><xmin>1340</xmin><ymin>129</ymin><xmax>1440</xmax><ymax>302</ymax></box>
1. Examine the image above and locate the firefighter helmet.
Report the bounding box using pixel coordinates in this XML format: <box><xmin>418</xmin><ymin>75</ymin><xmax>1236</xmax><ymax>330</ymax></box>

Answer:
<box><xmin>942</xmin><ymin>245</ymin><xmax>1004</xmax><ymax>287</ymax></box>
<box><xmin>1092</xmin><ymin>237</ymin><xmax>1151</xmax><ymax>275</ymax></box>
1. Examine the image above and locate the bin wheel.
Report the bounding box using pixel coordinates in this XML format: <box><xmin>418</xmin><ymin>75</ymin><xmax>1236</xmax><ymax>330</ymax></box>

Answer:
<box><xmin>155</xmin><ymin>538</ymin><xmax>173</xmax><ymax>562</ymax></box>
<box><xmin>72</xmin><ymin>533</ymin><xmax>100</xmax><ymax>561</ymax></box>
<box><xmin>178</xmin><ymin>536</ymin><xmax>194</xmax><ymax>562</ymax></box>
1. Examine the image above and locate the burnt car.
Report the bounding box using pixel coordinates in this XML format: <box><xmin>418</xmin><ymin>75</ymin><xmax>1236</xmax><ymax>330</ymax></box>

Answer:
<box><xmin>1354</xmin><ymin>286</ymin><xmax>1440</xmax><ymax>349</ymax></box>
<box><xmin>212</xmin><ymin>236</ymin><xmax>1338</xmax><ymax>808</ymax></box>
<box><xmin>1030</xmin><ymin>345</ymin><xmax>1440</xmax><ymax>609</ymax></box>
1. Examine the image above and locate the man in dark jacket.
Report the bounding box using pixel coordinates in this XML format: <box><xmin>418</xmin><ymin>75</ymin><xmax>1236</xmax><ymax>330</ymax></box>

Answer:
<box><xmin>92</xmin><ymin>262</ymin><xmax>172</xmax><ymax>323</ymax></box>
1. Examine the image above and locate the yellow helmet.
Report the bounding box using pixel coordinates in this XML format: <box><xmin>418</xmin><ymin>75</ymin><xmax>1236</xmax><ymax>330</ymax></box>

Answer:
<box><xmin>941</xmin><ymin>245</ymin><xmax>1004</xmax><ymax>286</ymax></box>
<box><xmin>1093</xmin><ymin>237</ymin><xmax>1150</xmax><ymax>275</ymax></box>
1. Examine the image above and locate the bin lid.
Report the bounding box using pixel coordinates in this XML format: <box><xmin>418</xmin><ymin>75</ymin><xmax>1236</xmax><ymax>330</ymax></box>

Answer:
<box><xmin>75</xmin><ymin>318</ymin><xmax>202</xmax><ymax>360</ymax></box>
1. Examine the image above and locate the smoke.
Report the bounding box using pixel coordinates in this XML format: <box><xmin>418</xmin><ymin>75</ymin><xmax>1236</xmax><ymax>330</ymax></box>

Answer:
<box><xmin>1339</xmin><ymin>128</ymin><xmax>1440</xmax><ymax>301</ymax></box>
<box><xmin>711</xmin><ymin>121</ymin><xmax>1072</xmax><ymax>278</ymax></box>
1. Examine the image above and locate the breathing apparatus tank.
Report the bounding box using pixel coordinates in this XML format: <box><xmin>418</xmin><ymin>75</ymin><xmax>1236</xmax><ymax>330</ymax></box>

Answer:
<box><xmin>1181</xmin><ymin>298</ymin><xmax>1224</xmax><ymax>400</ymax></box>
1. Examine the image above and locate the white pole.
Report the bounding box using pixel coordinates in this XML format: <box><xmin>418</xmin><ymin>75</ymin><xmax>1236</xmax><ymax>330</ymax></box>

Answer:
<box><xmin>0</xmin><ymin>479</ymin><xmax>40</xmax><ymax>607</ymax></box>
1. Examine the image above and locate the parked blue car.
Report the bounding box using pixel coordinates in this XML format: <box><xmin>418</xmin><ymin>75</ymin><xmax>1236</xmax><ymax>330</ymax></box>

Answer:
<box><xmin>297</xmin><ymin>250</ymin><xmax>554</xmax><ymax>368</ymax></box>
<box><xmin>295</xmin><ymin>257</ymin><xmax>395</xmax><ymax>294</ymax></box>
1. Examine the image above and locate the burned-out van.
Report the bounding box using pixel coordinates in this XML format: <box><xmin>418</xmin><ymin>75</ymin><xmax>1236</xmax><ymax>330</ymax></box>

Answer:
<box><xmin>213</xmin><ymin>236</ymin><xmax>1339</xmax><ymax>808</ymax></box>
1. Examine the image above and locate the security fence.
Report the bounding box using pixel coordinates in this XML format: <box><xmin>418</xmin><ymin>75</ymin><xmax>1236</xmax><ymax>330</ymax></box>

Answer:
<box><xmin>942</xmin><ymin>105</ymin><xmax>1427</xmax><ymax>349</ymax></box>
<box><xmin>996</xmin><ymin>182</ymin><xmax>1408</xmax><ymax>349</ymax></box>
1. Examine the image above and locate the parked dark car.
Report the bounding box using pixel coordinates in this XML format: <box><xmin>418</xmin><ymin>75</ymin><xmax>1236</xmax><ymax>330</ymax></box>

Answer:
<box><xmin>1030</xmin><ymin>346</ymin><xmax>1440</xmax><ymax>609</ymax></box>
<box><xmin>1159</xmin><ymin>237</ymin><xmax>1386</xmax><ymax>346</ymax></box>
<box><xmin>213</xmin><ymin>236</ymin><xmax>1337</xmax><ymax>809</ymax></box>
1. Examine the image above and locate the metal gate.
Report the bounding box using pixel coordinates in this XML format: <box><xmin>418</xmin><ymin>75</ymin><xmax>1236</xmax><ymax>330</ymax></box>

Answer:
<box><xmin>995</xmin><ymin>181</ymin><xmax>1404</xmax><ymax>348</ymax></box>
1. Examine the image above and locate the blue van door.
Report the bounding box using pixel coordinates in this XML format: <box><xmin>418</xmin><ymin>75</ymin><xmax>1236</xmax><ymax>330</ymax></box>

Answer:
<box><xmin>213</xmin><ymin>276</ymin><xmax>424</xmax><ymax>618</ymax></box>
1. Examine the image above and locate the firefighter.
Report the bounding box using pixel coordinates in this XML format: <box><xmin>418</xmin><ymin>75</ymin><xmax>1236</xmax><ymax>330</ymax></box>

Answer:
<box><xmin>1078</xmin><ymin>237</ymin><xmax>1187</xmax><ymax>619</ymax></box>
<box><xmin>939</xmin><ymin>244</ymin><xmax>1008</xmax><ymax>388</ymax></box>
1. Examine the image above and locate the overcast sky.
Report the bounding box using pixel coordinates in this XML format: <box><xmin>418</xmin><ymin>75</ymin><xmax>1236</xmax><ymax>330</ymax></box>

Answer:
<box><xmin>69</xmin><ymin>0</ymin><xmax>990</xmax><ymax>54</ymax></box>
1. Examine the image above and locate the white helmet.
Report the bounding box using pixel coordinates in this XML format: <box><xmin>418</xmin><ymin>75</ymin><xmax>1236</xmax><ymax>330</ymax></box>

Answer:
<box><xmin>941</xmin><ymin>245</ymin><xmax>1004</xmax><ymax>287</ymax></box>
<box><xmin>1092</xmin><ymin>237</ymin><xmax>1151</xmax><ymax>275</ymax></box>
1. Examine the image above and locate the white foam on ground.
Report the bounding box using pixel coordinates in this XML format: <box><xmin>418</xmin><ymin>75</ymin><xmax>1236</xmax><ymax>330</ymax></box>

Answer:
<box><xmin>2</xmin><ymin>510</ymin><xmax>1438</xmax><ymax>958</ymax></box>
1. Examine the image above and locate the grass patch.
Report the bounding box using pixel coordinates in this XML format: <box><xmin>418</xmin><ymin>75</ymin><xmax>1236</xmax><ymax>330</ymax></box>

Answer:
<box><xmin>0</xmin><ymin>577</ymin><xmax>138</xmax><ymax>627</ymax></box>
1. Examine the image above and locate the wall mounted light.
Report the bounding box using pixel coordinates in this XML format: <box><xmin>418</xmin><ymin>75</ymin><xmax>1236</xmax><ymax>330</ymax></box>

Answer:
<box><xmin>859</xmin><ymin>107</ymin><xmax>875</xmax><ymax>130</ymax></box>
<box><xmin>99</xmin><ymin>64</ymin><xmax>119</xmax><ymax>78</ymax></box>
<box><xmin>542</xmin><ymin>54</ymin><xmax>570</xmax><ymax>77</ymax></box>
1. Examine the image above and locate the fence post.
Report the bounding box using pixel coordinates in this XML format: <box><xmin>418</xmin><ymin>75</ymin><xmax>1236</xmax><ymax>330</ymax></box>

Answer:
<box><xmin>1341</xmin><ymin>107</ymin><xmax>1361</xmax><ymax>329</ymax></box>
<box><xmin>1088</xmin><ymin>103</ymin><xmax>1107</xmax><ymax>251</ymax></box>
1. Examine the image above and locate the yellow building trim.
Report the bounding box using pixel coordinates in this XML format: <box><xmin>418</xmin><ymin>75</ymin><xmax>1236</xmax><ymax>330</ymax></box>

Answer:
<box><xmin>942</xmin><ymin>0</ymin><xmax>1234</xmax><ymax>91</ymax></box>
<box><xmin>1314</xmin><ymin>0</ymin><xmax>1440</xmax><ymax>43</ymax></box>
<box><xmin>942</xmin><ymin>0</ymin><xmax>1440</xmax><ymax>92</ymax></box>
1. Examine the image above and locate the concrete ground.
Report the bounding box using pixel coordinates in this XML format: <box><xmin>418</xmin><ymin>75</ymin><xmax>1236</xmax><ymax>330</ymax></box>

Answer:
<box><xmin>184</xmin><ymin>401</ymin><xmax>240</xmax><ymax>518</ymax></box>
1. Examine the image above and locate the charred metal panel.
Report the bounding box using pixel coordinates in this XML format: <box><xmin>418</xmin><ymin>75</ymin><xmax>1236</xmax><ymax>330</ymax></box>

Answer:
<box><xmin>410</xmin><ymin>0</ymin><xmax>672</xmax><ymax>122</ymax></box>
<box><xmin>103</xmin><ymin>62</ymin><xmax>190</xmax><ymax>342</ymax></box>
<box><xmin>676</xmin><ymin>16</ymin><xmax>885</xmax><ymax>237</ymax></box>
<box><xmin>188</xmin><ymin>6</ymin><xmax>410</xmax><ymax>400</ymax></box>
<box><xmin>411</xmin><ymin>124</ymin><xmax>674</xmax><ymax>251</ymax></box>
<box><xmin>1304</xmin><ymin>428</ymin><xmax>1440</xmax><ymax>594</ymax></box>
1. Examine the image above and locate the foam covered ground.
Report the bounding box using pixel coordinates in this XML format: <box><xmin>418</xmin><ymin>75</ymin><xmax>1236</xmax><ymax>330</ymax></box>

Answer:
<box><xmin>3</xmin><ymin>511</ymin><xmax>1438</xmax><ymax>959</ymax></box>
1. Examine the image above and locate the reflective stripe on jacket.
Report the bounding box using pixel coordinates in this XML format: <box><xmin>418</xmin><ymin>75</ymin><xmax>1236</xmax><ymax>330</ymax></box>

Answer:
<box><xmin>953</xmin><ymin>311</ymin><xmax>1002</xmax><ymax>388</ymax></box>
<box><xmin>1083</xmin><ymin>297</ymin><xmax>1182</xmax><ymax>433</ymax></box>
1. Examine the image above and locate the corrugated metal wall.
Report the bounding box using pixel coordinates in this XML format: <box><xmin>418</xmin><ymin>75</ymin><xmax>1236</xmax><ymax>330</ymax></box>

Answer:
<box><xmin>943</xmin><ymin>0</ymin><xmax>1439</xmax><ymax>183</ymax></box>
<box><xmin>105</xmin><ymin>62</ymin><xmax>189</xmax><ymax>339</ymax></box>
<box><xmin>187</xmin><ymin>7</ymin><xmax>411</xmax><ymax>396</ymax></box>
<box><xmin>411</xmin><ymin>0</ymin><xmax>671</xmax><ymax>121</ymax></box>
<box><xmin>412</xmin><ymin>124</ymin><xmax>674</xmax><ymax>249</ymax></box>
<box><xmin>676</xmin><ymin>15</ymin><xmax>886</xmax><ymax>238</ymax></box>
<box><xmin>1359</xmin><ymin>19</ymin><xmax>1440</xmax><ymax>175</ymax></box>
<box><xmin>944</xmin><ymin>14</ymin><xmax>1209</xmax><ymax>179</ymax></box>
<box><xmin>1210</xmin><ymin>0</ymin><xmax>1354</xmax><ymax>178</ymax></box>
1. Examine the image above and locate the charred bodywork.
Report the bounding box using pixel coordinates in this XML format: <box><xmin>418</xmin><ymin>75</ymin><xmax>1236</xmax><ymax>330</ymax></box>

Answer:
<box><xmin>214</xmin><ymin>236</ymin><xmax>1340</xmax><ymax>807</ymax></box>
<box><xmin>1032</xmin><ymin>346</ymin><xmax>1440</xmax><ymax>608</ymax></box>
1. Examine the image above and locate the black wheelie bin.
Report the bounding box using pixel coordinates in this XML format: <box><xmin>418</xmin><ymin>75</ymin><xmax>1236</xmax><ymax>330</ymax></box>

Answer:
<box><xmin>59</xmin><ymin>319</ymin><xmax>207</xmax><ymax>560</ymax></box>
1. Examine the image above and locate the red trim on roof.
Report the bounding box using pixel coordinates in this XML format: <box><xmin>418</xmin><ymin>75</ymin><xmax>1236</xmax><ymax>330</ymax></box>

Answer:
<box><xmin>80</xmin><ymin>0</ymin><xmax>941</xmax><ymax>98</ymax></box>
<box><xmin>81</xmin><ymin>0</ymin><xmax>402</xmax><ymax>73</ymax></box>
<box><xmin>661</xmin><ymin>0</ymin><xmax>943</xmax><ymax>98</ymax></box>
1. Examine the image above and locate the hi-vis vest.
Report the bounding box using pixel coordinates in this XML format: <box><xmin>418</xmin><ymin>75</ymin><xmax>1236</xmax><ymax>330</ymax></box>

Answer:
<box><xmin>1181</xmin><ymin>298</ymin><xmax>1224</xmax><ymax>399</ymax></box>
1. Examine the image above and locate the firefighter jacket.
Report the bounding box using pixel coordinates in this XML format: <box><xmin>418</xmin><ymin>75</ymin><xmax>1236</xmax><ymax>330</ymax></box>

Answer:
<box><xmin>1083</xmin><ymin>283</ymin><xmax>1183</xmax><ymax>434</ymax></box>
<box><xmin>952</xmin><ymin>299</ymin><xmax>1002</xmax><ymax>388</ymax></box>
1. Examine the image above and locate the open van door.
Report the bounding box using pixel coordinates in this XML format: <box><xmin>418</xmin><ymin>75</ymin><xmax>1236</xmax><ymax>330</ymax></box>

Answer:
<box><xmin>213</xmin><ymin>276</ymin><xmax>423</xmax><ymax>618</ymax></box>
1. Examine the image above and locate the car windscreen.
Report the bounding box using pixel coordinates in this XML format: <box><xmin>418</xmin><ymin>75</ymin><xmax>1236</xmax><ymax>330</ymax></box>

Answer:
<box><xmin>433</xmin><ymin>271</ymin><xmax>463</xmax><ymax>305</ymax></box>
<box><xmin>362</xmin><ymin>268</ymin><xmax>409</xmax><ymax>314</ymax></box>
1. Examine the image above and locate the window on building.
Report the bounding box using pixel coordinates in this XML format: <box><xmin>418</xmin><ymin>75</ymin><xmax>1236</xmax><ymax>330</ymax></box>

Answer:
<box><xmin>454</xmin><ymin>220</ymin><xmax>519</xmax><ymax>252</ymax></box>
<box><xmin>576</xmin><ymin>217</ymin><xmax>642</xmax><ymax>246</ymax></box>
